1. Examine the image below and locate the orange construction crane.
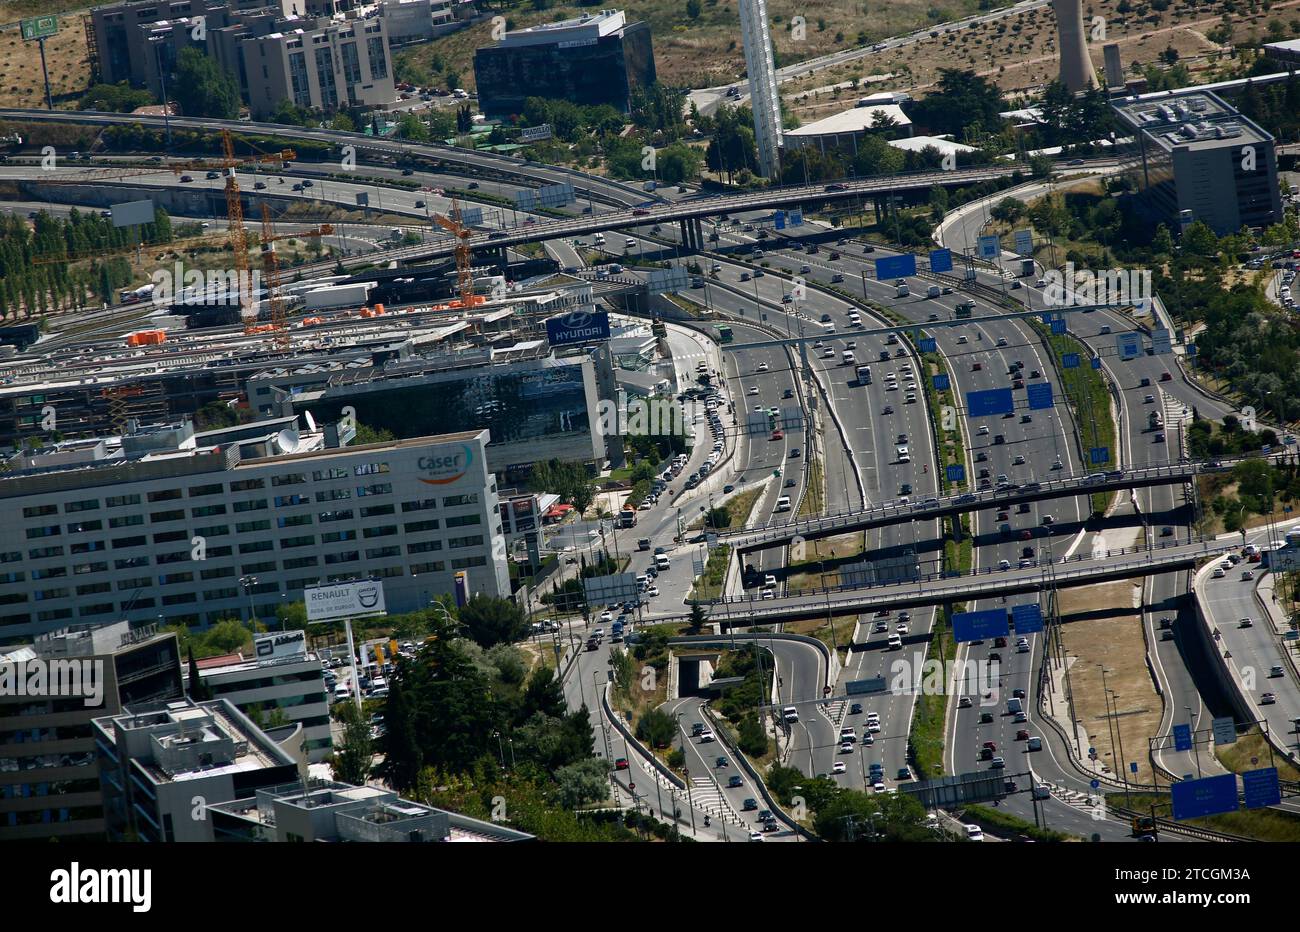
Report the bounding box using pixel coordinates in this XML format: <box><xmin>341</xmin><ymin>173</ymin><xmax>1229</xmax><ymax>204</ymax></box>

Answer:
<box><xmin>433</xmin><ymin>198</ymin><xmax>481</xmax><ymax>310</ymax></box>
<box><xmin>257</xmin><ymin>203</ymin><xmax>333</xmax><ymax>350</ymax></box>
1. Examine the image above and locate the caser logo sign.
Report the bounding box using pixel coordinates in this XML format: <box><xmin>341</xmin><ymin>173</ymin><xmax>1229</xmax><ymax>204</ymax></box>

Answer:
<box><xmin>418</xmin><ymin>444</ymin><xmax>473</xmax><ymax>485</ymax></box>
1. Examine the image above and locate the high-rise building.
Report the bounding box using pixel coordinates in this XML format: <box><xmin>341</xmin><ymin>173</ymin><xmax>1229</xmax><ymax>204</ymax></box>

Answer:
<box><xmin>92</xmin><ymin>696</ymin><xmax>302</xmax><ymax>841</ymax></box>
<box><xmin>1051</xmin><ymin>0</ymin><xmax>1100</xmax><ymax>93</ymax></box>
<box><xmin>1112</xmin><ymin>89</ymin><xmax>1283</xmax><ymax>235</ymax></box>
<box><xmin>0</xmin><ymin>621</ymin><xmax>182</xmax><ymax>841</ymax></box>
<box><xmin>473</xmin><ymin>10</ymin><xmax>656</xmax><ymax>119</ymax></box>
<box><xmin>738</xmin><ymin>0</ymin><xmax>783</xmax><ymax>178</ymax></box>
<box><xmin>0</xmin><ymin>419</ymin><xmax>509</xmax><ymax>646</ymax></box>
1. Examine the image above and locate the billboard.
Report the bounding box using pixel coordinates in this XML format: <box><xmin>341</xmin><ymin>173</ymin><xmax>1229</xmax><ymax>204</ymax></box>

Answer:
<box><xmin>951</xmin><ymin>608</ymin><xmax>1010</xmax><ymax>643</ymax></box>
<box><xmin>1026</xmin><ymin>382</ymin><xmax>1055</xmax><ymax>410</ymax></box>
<box><xmin>977</xmin><ymin>234</ymin><xmax>1001</xmax><ymax>261</ymax></box>
<box><xmin>1152</xmin><ymin>327</ymin><xmax>1172</xmax><ymax>355</ymax></box>
<box><xmin>875</xmin><ymin>253</ymin><xmax>917</xmax><ymax>280</ymax></box>
<box><xmin>1013</xmin><ymin>228</ymin><xmax>1034</xmax><ymax>257</ymax></box>
<box><xmin>254</xmin><ymin>629</ymin><xmax>307</xmax><ymax>664</ymax></box>
<box><xmin>928</xmin><ymin>248</ymin><xmax>953</xmax><ymax>274</ymax></box>
<box><xmin>966</xmin><ymin>388</ymin><xmax>1014</xmax><ymax>417</ymax></box>
<box><xmin>1010</xmin><ymin>602</ymin><xmax>1043</xmax><ymax>634</ymax></box>
<box><xmin>845</xmin><ymin>677</ymin><xmax>888</xmax><ymax>695</ymax></box>
<box><xmin>546</xmin><ymin>309</ymin><xmax>610</xmax><ymax>346</ymax></box>
<box><xmin>1170</xmin><ymin>773</ymin><xmax>1239</xmax><ymax>821</ymax></box>
<box><xmin>305</xmin><ymin>579</ymin><xmax>387</xmax><ymax>622</ymax></box>
<box><xmin>646</xmin><ymin>266</ymin><xmax>690</xmax><ymax>294</ymax></box>
<box><xmin>1242</xmin><ymin>767</ymin><xmax>1281</xmax><ymax>809</ymax></box>
<box><xmin>519</xmin><ymin>123</ymin><xmax>553</xmax><ymax>143</ymax></box>
<box><xmin>537</xmin><ymin>182</ymin><xmax>575</xmax><ymax>208</ymax></box>
<box><xmin>110</xmin><ymin>199</ymin><xmax>156</xmax><ymax>228</ymax></box>
<box><xmin>1117</xmin><ymin>332</ymin><xmax>1142</xmax><ymax>360</ymax></box>
<box><xmin>459</xmin><ymin>207</ymin><xmax>484</xmax><ymax>227</ymax></box>
<box><xmin>583</xmin><ymin>572</ymin><xmax>639</xmax><ymax>606</ymax></box>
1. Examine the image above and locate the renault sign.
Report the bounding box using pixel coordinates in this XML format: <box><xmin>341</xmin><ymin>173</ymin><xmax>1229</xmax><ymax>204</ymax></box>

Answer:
<box><xmin>305</xmin><ymin>579</ymin><xmax>387</xmax><ymax>622</ymax></box>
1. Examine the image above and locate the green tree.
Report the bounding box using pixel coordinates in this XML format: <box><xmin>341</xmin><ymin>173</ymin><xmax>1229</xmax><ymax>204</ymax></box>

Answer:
<box><xmin>459</xmin><ymin>594</ymin><xmax>528</xmax><ymax>648</ymax></box>
<box><xmin>635</xmin><ymin>707</ymin><xmax>676</xmax><ymax>749</ymax></box>
<box><xmin>80</xmin><ymin>82</ymin><xmax>155</xmax><ymax>113</ymax></box>
<box><xmin>333</xmin><ymin>700</ymin><xmax>374</xmax><ymax>785</ymax></box>
<box><xmin>186</xmin><ymin>647</ymin><xmax>211</xmax><ymax>700</ymax></box>
<box><xmin>172</xmin><ymin>47</ymin><xmax>240</xmax><ymax>120</ymax></box>
<box><xmin>554</xmin><ymin>758</ymin><xmax>611</xmax><ymax>807</ymax></box>
<box><xmin>686</xmin><ymin>0</ymin><xmax>702</xmax><ymax>17</ymax></box>
<box><xmin>687</xmin><ymin>601</ymin><xmax>708</xmax><ymax>634</ymax></box>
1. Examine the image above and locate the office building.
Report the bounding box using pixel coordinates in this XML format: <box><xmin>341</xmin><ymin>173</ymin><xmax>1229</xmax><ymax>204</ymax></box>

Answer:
<box><xmin>242</xmin><ymin>16</ymin><xmax>395</xmax><ymax>119</ymax></box>
<box><xmin>1263</xmin><ymin>38</ymin><xmax>1300</xmax><ymax>66</ymax></box>
<box><xmin>190</xmin><ymin>629</ymin><xmax>332</xmax><ymax>762</ymax></box>
<box><xmin>738</xmin><ymin>0</ymin><xmax>783</xmax><ymax>178</ymax></box>
<box><xmin>0</xmin><ymin>419</ymin><xmax>509</xmax><ymax>646</ymax></box>
<box><xmin>0</xmin><ymin>621</ymin><xmax>182</xmax><ymax>841</ymax></box>
<box><xmin>379</xmin><ymin>0</ymin><xmax>461</xmax><ymax>45</ymax></box>
<box><xmin>92</xmin><ymin>696</ymin><xmax>302</xmax><ymax>841</ymax></box>
<box><xmin>473</xmin><ymin>10</ymin><xmax>656</xmax><ymax>119</ymax></box>
<box><xmin>1112</xmin><ymin>89</ymin><xmax>1283</xmax><ymax>235</ymax></box>
<box><xmin>271</xmin><ymin>351</ymin><xmax>605</xmax><ymax>481</ymax></box>
<box><xmin>88</xmin><ymin>0</ymin><xmax>394</xmax><ymax>119</ymax></box>
<box><xmin>783</xmin><ymin>102</ymin><xmax>913</xmax><ymax>157</ymax></box>
<box><xmin>206</xmin><ymin>777</ymin><xmax>534</xmax><ymax>841</ymax></box>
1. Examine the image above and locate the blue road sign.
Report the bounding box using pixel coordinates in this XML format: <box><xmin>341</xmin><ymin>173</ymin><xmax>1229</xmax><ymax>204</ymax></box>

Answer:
<box><xmin>1091</xmin><ymin>356</ymin><xmax>1101</xmax><ymax>370</ymax></box>
<box><xmin>1242</xmin><ymin>767</ymin><xmax>1280</xmax><ymax>809</ymax></box>
<box><xmin>1171</xmin><ymin>773</ymin><xmax>1239</xmax><ymax>821</ymax></box>
<box><xmin>1089</xmin><ymin>446</ymin><xmax>1110</xmax><ymax>465</ymax></box>
<box><xmin>874</xmin><ymin>253</ymin><xmax>918</xmax><ymax>280</ymax></box>
<box><xmin>1051</xmin><ymin>319</ymin><xmax>1067</xmax><ymax>335</ymax></box>
<box><xmin>773</xmin><ymin>210</ymin><xmax>786</xmax><ymax>230</ymax></box>
<box><xmin>1062</xmin><ymin>353</ymin><xmax>1080</xmax><ymax>369</ymax></box>
<box><xmin>1027</xmin><ymin>382</ymin><xmax>1055</xmax><ymax>410</ymax></box>
<box><xmin>929</xmin><ymin>248</ymin><xmax>954</xmax><ymax>274</ymax></box>
<box><xmin>789</xmin><ymin>209</ymin><xmax>803</xmax><ymax>227</ymax></box>
<box><xmin>919</xmin><ymin>338</ymin><xmax>938</xmax><ymax>353</ymax></box>
<box><xmin>966</xmin><ymin>388</ymin><xmax>1014</xmax><ymax>417</ymax></box>
<box><xmin>1010</xmin><ymin>602</ymin><xmax>1043</xmax><ymax>634</ymax></box>
<box><xmin>933</xmin><ymin>373</ymin><xmax>950</xmax><ymax>391</ymax></box>
<box><xmin>945</xmin><ymin>463</ymin><xmax>966</xmax><ymax>483</ymax></box>
<box><xmin>1130</xmin><ymin>762</ymin><xmax>1139</xmax><ymax>774</ymax></box>
<box><xmin>977</xmin><ymin>234</ymin><xmax>1001</xmax><ymax>261</ymax></box>
<box><xmin>951</xmin><ymin>608</ymin><xmax>1010</xmax><ymax>643</ymax></box>
<box><xmin>1172</xmin><ymin>723</ymin><xmax>1193</xmax><ymax>752</ymax></box>
<box><xmin>1117</xmin><ymin>332</ymin><xmax>1142</xmax><ymax>360</ymax></box>
<box><xmin>1090</xmin><ymin>779</ymin><xmax>1101</xmax><ymax>789</ymax></box>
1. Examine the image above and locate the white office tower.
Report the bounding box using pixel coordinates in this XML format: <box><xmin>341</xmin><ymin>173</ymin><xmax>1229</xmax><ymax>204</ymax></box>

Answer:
<box><xmin>1052</xmin><ymin>0</ymin><xmax>1100</xmax><ymax>93</ymax></box>
<box><xmin>738</xmin><ymin>0</ymin><xmax>783</xmax><ymax>179</ymax></box>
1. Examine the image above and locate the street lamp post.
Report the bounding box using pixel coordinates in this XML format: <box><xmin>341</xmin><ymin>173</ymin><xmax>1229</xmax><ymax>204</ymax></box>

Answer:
<box><xmin>239</xmin><ymin>575</ymin><xmax>258</xmax><ymax>630</ymax></box>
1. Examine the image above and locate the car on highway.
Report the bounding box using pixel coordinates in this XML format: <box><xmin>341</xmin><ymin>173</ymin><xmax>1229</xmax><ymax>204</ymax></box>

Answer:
<box><xmin>615</xmin><ymin>757</ymin><xmax>629</xmax><ymax>770</ymax></box>
<box><xmin>964</xmin><ymin>824</ymin><xmax>984</xmax><ymax>841</ymax></box>
<box><xmin>748</xmin><ymin>831</ymin><xmax>764</xmax><ymax>842</ymax></box>
<box><xmin>833</xmin><ymin>761</ymin><xmax>847</xmax><ymax>774</ymax></box>
<box><xmin>990</xmin><ymin>756</ymin><xmax>1006</xmax><ymax>769</ymax></box>
<box><xmin>1212</xmin><ymin>567</ymin><xmax>1226</xmax><ymax>579</ymax></box>
<box><xmin>743</xmin><ymin>797</ymin><xmax>758</xmax><ymax>811</ymax></box>
<box><xmin>698</xmin><ymin>730</ymin><xmax>715</xmax><ymax>742</ymax></box>
<box><xmin>1262</xmin><ymin>693</ymin><xmax>1277</xmax><ymax>705</ymax></box>
<box><xmin>959</xmin><ymin>696</ymin><xmax>973</xmax><ymax>708</ymax></box>
<box><xmin>728</xmin><ymin>774</ymin><xmax>744</xmax><ymax>788</ymax></box>
<box><xmin>1242</xmin><ymin>570</ymin><xmax>1255</xmax><ymax>581</ymax></box>
<box><xmin>715</xmin><ymin>756</ymin><xmax>730</xmax><ymax>768</ymax></box>
<box><xmin>979</xmin><ymin>712</ymin><xmax>994</xmax><ymax>723</ymax></box>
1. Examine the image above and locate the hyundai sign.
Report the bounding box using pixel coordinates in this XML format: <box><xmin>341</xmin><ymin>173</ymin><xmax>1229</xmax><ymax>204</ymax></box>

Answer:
<box><xmin>305</xmin><ymin>579</ymin><xmax>387</xmax><ymax>622</ymax></box>
<box><xmin>546</xmin><ymin>310</ymin><xmax>610</xmax><ymax>347</ymax></box>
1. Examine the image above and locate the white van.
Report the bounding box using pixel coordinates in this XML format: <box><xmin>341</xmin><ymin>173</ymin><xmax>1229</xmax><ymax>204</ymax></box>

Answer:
<box><xmin>775</xmin><ymin>496</ymin><xmax>792</xmax><ymax>512</ymax></box>
<box><xmin>782</xmin><ymin>705</ymin><xmax>800</xmax><ymax>723</ymax></box>
<box><xmin>887</xmin><ymin>633</ymin><xmax>903</xmax><ymax>650</ymax></box>
<box><xmin>896</xmin><ymin>445</ymin><xmax>910</xmax><ymax>463</ymax></box>
<box><xmin>333</xmin><ymin>683</ymin><xmax>351</xmax><ymax>702</ymax></box>
<box><xmin>654</xmin><ymin>553</ymin><xmax>670</xmax><ymax>570</ymax></box>
<box><xmin>964</xmin><ymin>824</ymin><xmax>984</xmax><ymax>841</ymax></box>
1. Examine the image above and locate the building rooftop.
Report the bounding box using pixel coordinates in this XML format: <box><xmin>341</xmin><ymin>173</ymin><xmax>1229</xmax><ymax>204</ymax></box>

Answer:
<box><xmin>888</xmin><ymin>135</ymin><xmax>977</xmax><ymax>156</ymax></box>
<box><xmin>784</xmin><ymin>104</ymin><xmax>911</xmax><ymax>137</ymax></box>
<box><xmin>1112</xmin><ymin>88</ymin><xmax>1273</xmax><ymax>151</ymax></box>
<box><xmin>495</xmin><ymin>8</ymin><xmax>627</xmax><ymax>47</ymax></box>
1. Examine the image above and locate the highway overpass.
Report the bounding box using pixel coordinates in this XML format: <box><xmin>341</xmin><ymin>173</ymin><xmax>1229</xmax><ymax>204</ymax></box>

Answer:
<box><xmin>652</xmin><ymin>536</ymin><xmax>1235</xmax><ymax>625</ymax></box>
<box><xmin>720</xmin><ymin>462</ymin><xmax>1216</xmax><ymax>555</ymax></box>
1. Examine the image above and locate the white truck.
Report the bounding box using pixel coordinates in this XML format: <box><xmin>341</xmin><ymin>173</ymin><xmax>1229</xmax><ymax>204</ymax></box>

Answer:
<box><xmin>926</xmin><ymin>284</ymin><xmax>941</xmax><ymax>298</ymax></box>
<box><xmin>301</xmin><ymin>281</ymin><xmax>375</xmax><ymax>310</ymax></box>
<box><xmin>896</xmin><ymin>282</ymin><xmax>910</xmax><ymax>297</ymax></box>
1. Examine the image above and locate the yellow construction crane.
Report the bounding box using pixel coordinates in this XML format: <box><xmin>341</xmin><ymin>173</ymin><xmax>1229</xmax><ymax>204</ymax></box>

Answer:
<box><xmin>254</xmin><ymin>203</ymin><xmax>333</xmax><ymax>350</ymax></box>
<box><xmin>433</xmin><ymin>198</ymin><xmax>480</xmax><ymax>310</ymax></box>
